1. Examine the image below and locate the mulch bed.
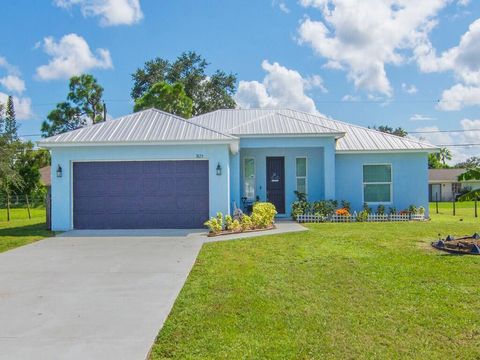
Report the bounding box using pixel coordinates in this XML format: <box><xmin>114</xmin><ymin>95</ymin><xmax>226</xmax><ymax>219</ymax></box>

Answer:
<box><xmin>206</xmin><ymin>225</ymin><xmax>276</xmax><ymax>237</ymax></box>
<box><xmin>432</xmin><ymin>234</ymin><xmax>480</xmax><ymax>255</ymax></box>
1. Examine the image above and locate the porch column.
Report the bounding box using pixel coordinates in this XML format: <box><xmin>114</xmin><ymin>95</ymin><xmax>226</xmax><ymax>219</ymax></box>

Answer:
<box><xmin>229</xmin><ymin>152</ymin><xmax>241</xmax><ymax>213</ymax></box>
<box><xmin>324</xmin><ymin>140</ymin><xmax>336</xmax><ymax>200</ymax></box>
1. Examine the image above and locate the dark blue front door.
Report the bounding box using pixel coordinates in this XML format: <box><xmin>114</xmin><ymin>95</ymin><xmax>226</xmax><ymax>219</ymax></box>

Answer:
<box><xmin>266</xmin><ymin>157</ymin><xmax>285</xmax><ymax>214</ymax></box>
<box><xmin>73</xmin><ymin>160</ymin><xmax>209</xmax><ymax>229</ymax></box>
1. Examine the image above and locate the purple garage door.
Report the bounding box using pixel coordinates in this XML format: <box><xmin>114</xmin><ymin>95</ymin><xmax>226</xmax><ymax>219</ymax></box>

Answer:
<box><xmin>73</xmin><ymin>161</ymin><xmax>209</xmax><ymax>229</ymax></box>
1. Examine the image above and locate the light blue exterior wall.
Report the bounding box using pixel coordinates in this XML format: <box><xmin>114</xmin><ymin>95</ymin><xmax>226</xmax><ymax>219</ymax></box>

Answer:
<box><xmin>50</xmin><ymin>144</ymin><xmax>231</xmax><ymax>231</ymax></box>
<box><xmin>335</xmin><ymin>152</ymin><xmax>429</xmax><ymax>214</ymax></box>
<box><xmin>234</xmin><ymin>136</ymin><xmax>336</xmax><ymax>216</ymax></box>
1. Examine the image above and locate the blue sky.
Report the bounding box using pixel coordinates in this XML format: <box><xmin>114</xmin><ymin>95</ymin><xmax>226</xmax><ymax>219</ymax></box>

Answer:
<box><xmin>1</xmin><ymin>0</ymin><xmax>480</xmax><ymax>162</ymax></box>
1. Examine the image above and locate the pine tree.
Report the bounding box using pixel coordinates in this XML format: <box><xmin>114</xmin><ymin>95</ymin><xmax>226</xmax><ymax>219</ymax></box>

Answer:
<box><xmin>4</xmin><ymin>96</ymin><xmax>18</xmax><ymax>142</ymax></box>
<box><xmin>0</xmin><ymin>103</ymin><xmax>5</xmax><ymax>135</ymax></box>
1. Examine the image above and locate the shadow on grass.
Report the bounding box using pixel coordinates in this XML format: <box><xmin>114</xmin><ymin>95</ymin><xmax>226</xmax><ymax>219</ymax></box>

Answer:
<box><xmin>0</xmin><ymin>222</ymin><xmax>52</xmax><ymax>238</ymax></box>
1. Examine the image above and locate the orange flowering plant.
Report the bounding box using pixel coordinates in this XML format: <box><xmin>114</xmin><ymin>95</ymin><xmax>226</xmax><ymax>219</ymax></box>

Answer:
<box><xmin>335</xmin><ymin>208</ymin><xmax>351</xmax><ymax>217</ymax></box>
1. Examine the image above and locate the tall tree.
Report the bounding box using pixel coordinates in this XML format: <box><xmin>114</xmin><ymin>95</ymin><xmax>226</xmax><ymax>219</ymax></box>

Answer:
<box><xmin>428</xmin><ymin>153</ymin><xmax>449</xmax><ymax>169</ymax></box>
<box><xmin>131</xmin><ymin>51</ymin><xmax>237</xmax><ymax>116</ymax></box>
<box><xmin>0</xmin><ymin>136</ymin><xmax>22</xmax><ymax>221</ymax></box>
<box><xmin>11</xmin><ymin>142</ymin><xmax>42</xmax><ymax>219</ymax></box>
<box><xmin>454</xmin><ymin>156</ymin><xmax>480</xmax><ymax>169</ymax></box>
<box><xmin>436</xmin><ymin>147</ymin><xmax>452</xmax><ymax>165</ymax></box>
<box><xmin>42</xmin><ymin>74</ymin><xmax>105</xmax><ymax>137</ymax></box>
<box><xmin>4</xmin><ymin>96</ymin><xmax>18</xmax><ymax>142</ymax></box>
<box><xmin>134</xmin><ymin>82</ymin><xmax>193</xmax><ymax>118</ymax></box>
<box><xmin>371</xmin><ymin>125</ymin><xmax>408</xmax><ymax>137</ymax></box>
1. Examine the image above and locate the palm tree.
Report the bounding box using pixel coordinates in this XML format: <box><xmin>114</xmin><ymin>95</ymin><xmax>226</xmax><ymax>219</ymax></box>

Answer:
<box><xmin>436</xmin><ymin>147</ymin><xmax>452</xmax><ymax>165</ymax></box>
<box><xmin>458</xmin><ymin>168</ymin><xmax>480</xmax><ymax>201</ymax></box>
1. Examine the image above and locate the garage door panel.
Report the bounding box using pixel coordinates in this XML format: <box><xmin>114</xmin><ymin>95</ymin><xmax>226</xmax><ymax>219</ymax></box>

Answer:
<box><xmin>142</xmin><ymin>177</ymin><xmax>175</xmax><ymax>195</ymax></box>
<box><xmin>73</xmin><ymin>161</ymin><xmax>209</xmax><ymax>229</ymax></box>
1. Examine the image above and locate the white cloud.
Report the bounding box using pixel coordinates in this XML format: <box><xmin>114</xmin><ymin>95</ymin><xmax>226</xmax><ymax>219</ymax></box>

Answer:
<box><xmin>341</xmin><ymin>94</ymin><xmax>359</xmax><ymax>102</ymax></box>
<box><xmin>0</xmin><ymin>92</ymin><xmax>33</xmax><ymax>120</ymax></box>
<box><xmin>438</xmin><ymin>84</ymin><xmax>480</xmax><ymax>111</ymax></box>
<box><xmin>279</xmin><ymin>3</ymin><xmax>290</xmax><ymax>13</ymax></box>
<box><xmin>410</xmin><ymin>113</ymin><xmax>435</xmax><ymax>121</ymax></box>
<box><xmin>54</xmin><ymin>0</ymin><xmax>143</xmax><ymax>26</ymax></box>
<box><xmin>297</xmin><ymin>0</ymin><xmax>458</xmax><ymax>96</ymax></box>
<box><xmin>414</xmin><ymin>119</ymin><xmax>480</xmax><ymax>163</ymax></box>
<box><xmin>402</xmin><ymin>83</ymin><xmax>418</xmax><ymax>94</ymax></box>
<box><xmin>35</xmin><ymin>33</ymin><xmax>113</xmax><ymax>80</ymax></box>
<box><xmin>416</xmin><ymin>18</ymin><xmax>480</xmax><ymax>85</ymax></box>
<box><xmin>0</xmin><ymin>75</ymin><xmax>25</xmax><ymax>94</ymax></box>
<box><xmin>460</xmin><ymin>118</ymin><xmax>480</xmax><ymax>144</ymax></box>
<box><xmin>234</xmin><ymin>60</ymin><xmax>320</xmax><ymax>114</ymax></box>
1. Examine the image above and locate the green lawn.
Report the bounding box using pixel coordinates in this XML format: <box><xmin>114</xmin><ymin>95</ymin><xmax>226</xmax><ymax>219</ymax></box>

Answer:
<box><xmin>0</xmin><ymin>208</ymin><xmax>53</xmax><ymax>253</ymax></box>
<box><xmin>151</xmin><ymin>203</ymin><xmax>480</xmax><ymax>359</ymax></box>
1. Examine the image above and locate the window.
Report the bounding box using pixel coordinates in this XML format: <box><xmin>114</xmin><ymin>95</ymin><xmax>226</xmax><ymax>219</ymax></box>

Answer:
<box><xmin>363</xmin><ymin>164</ymin><xmax>392</xmax><ymax>203</ymax></box>
<box><xmin>296</xmin><ymin>157</ymin><xmax>307</xmax><ymax>194</ymax></box>
<box><xmin>452</xmin><ymin>182</ymin><xmax>461</xmax><ymax>195</ymax></box>
<box><xmin>244</xmin><ymin>158</ymin><xmax>255</xmax><ymax>200</ymax></box>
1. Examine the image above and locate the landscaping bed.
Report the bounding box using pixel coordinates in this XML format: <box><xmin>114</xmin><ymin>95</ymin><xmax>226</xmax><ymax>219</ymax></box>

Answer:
<box><xmin>204</xmin><ymin>202</ymin><xmax>277</xmax><ymax>236</ymax></box>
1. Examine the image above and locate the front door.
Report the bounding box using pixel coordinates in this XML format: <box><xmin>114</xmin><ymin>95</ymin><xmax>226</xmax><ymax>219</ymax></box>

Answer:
<box><xmin>266</xmin><ymin>157</ymin><xmax>285</xmax><ymax>214</ymax></box>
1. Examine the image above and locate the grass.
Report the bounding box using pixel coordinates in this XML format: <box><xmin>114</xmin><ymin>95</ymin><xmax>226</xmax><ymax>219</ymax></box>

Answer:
<box><xmin>150</xmin><ymin>203</ymin><xmax>480</xmax><ymax>359</ymax></box>
<box><xmin>0</xmin><ymin>208</ymin><xmax>53</xmax><ymax>253</ymax></box>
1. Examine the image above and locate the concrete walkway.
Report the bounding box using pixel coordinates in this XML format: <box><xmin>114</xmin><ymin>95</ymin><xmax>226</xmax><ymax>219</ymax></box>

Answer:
<box><xmin>0</xmin><ymin>221</ymin><xmax>305</xmax><ymax>360</ymax></box>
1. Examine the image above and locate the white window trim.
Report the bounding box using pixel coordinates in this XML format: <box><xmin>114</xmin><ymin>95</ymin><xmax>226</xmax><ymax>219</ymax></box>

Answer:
<box><xmin>243</xmin><ymin>157</ymin><xmax>256</xmax><ymax>201</ymax></box>
<box><xmin>362</xmin><ymin>163</ymin><xmax>393</xmax><ymax>205</ymax></box>
<box><xmin>295</xmin><ymin>157</ymin><xmax>308</xmax><ymax>194</ymax></box>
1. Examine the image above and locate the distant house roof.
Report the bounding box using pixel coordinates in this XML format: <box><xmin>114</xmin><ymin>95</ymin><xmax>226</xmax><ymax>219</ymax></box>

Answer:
<box><xmin>429</xmin><ymin>168</ymin><xmax>467</xmax><ymax>183</ymax></box>
<box><xmin>38</xmin><ymin>108</ymin><xmax>437</xmax><ymax>153</ymax></box>
<box><xmin>38</xmin><ymin>109</ymin><xmax>237</xmax><ymax>147</ymax></box>
<box><xmin>191</xmin><ymin>109</ymin><xmax>437</xmax><ymax>152</ymax></box>
<box><xmin>40</xmin><ymin>166</ymin><xmax>51</xmax><ymax>186</ymax></box>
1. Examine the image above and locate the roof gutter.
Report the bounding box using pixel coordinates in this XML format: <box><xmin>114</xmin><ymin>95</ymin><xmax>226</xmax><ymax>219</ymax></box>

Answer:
<box><xmin>37</xmin><ymin>139</ymin><xmax>240</xmax><ymax>154</ymax></box>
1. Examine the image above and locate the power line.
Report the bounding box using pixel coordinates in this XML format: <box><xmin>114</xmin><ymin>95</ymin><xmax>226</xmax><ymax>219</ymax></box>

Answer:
<box><xmin>410</xmin><ymin>129</ymin><xmax>480</xmax><ymax>134</ymax></box>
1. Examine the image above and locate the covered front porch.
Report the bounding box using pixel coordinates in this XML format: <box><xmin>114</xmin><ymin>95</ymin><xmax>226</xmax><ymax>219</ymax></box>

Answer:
<box><xmin>229</xmin><ymin>137</ymin><xmax>337</xmax><ymax>216</ymax></box>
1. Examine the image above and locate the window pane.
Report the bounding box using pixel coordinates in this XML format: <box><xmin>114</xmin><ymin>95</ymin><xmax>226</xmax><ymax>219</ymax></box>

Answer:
<box><xmin>296</xmin><ymin>158</ymin><xmax>306</xmax><ymax>177</ymax></box>
<box><xmin>364</xmin><ymin>184</ymin><xmax>391</xmax><ymax>202</ymax></box>
<box><xmin>245</xmin><ymin>179</ymin><xmax>255</xmax><ymax>199</ymax></box>
<box><xmin>363</xmin><ymin>165</ymin><xmax>391</xmax><ymax>182</ymax></box>
<box><xmin>245</xmin><ymin>158</ymin><xmax>255</xmax><ymax>178</ymax></box>
<box><xmin>297</xmin><ymin>178</ymin><xmax>306</xmax><ymax>194</ymax></box>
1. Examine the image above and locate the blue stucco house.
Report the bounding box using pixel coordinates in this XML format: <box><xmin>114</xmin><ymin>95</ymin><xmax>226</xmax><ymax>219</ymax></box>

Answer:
<box><xmin>38</xmin><ymin>108</ymin><xmax>437</xmax><ymax>231</ymax></box>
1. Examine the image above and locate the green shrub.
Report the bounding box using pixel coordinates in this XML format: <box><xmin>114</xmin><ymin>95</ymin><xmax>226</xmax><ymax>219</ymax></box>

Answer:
<box><xmin>231</xmin><ymin>219</ymin><xmax>241</xmax><ymax>232</ymax></box>
<box><xmin>291</xmin><ymin>201</ymin><xmax>310</xmax><ymax>220</ymax></box>
<box><xmin>356</xmin><ymin>210</ymin><xmax>369</xmax><ymax>222</ymax></box>
<box><xmin>204</xmin><ymin>217</ymin><xmax>223</xmax><ymax>234</ymax></box>
<box><xmin>224</xmin><ymin>215</ymin><xmax>233</xmax><ymax>231</ymax></box>
<box><xmin>418</xmin><ymin>206</ymin><xmax>425</xmax><ymax>215</ymax></box>
<box><xmin>389</xmin><ymin>207</ymin><xmax>397</xmax><ymax>215</ymax></box>
<box><xmin>252</xmin><ymin>202</ymin><xmax>277</xmax><ymax>228</ymax></box>
<box><xmin>294</xmin><ymin>191</ymin><xmax>307</xmax><ymax>202</ymax></box>
<box><xmin>341</xmin><ymin>200</ymin><xmax>351</xmax><ymax>212</ymax></box>
<box><xmin>377</xmin><ymin>205</ymin><xmax>385</xmax><ymax>215</ymax></box>
<box><xmin>240</xmin><ymin>214</ymin><xmax>253</xmax><ymax>231</ymax></box>
<box><xmin>312</xmin><ymin>200</ymin><xmax>337</xmax><ymax>217</ymax></box>
<box><xmin>216</xmin><ymin>212</ymin><xmax>224</xmax><ymax>228</ymax></box>
<box><xmin>408</xmin><ymin>205</ymin><xmax>418</xmax><ymax>214</ymax></box>
<box><xmin>363</xmin><ymin>202</ymin><xmax>372</xmax><ymax>214</ymax></box>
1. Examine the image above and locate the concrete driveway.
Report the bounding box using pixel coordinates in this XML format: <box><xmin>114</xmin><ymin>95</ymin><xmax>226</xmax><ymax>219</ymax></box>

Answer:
<box><xmin>0</xmin><ymin>222</ymin><xmax>306</xmax><ymax>360</ymax></box>
<box><xmin>0</xmin><ymin>230</ymin><xmax>204</xmax><ymax>360</ymax></box>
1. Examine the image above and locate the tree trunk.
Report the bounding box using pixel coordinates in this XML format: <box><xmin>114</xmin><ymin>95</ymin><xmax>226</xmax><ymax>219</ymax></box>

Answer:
<box><xmin>25</xmin><ymin>194</ymin><xmax>31</xmax><ymax>219</ymax></box>
<box><xmin>6</xmin><ymin>193</ymin><xmax>10</xmax><ymax>222</ymax></box>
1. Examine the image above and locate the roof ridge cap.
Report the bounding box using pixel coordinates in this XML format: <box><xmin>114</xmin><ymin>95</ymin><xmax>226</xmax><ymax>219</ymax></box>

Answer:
<box><xmin>274</xmin><ymin>111</ymin><xmax>343</xmax><ymax>134</ymax></box>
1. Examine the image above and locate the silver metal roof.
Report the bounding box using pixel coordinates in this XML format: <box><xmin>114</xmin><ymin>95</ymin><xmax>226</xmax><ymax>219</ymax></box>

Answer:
<box><xmin>192</xmin><ymin>109</ymin><xmax>437</xmax><ymax>152</ymax></box>
<box><xmin>39</xmin><ymin>107</ymin><xmax>437</xmax><ymax>152</ymax></box>
<box><xmin>227</xmin><ymin>112</ymin><xmax>343</xmax><ymax>136</ymax></box>
<box><xmin>38</xmin><ymin>108</ymin><xmax>236</xmax><ymax>146</ymax></box>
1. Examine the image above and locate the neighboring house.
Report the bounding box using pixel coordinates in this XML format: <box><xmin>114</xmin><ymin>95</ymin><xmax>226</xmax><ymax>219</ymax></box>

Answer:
<box><xmin>38</xmin><ymin>108</ymin><xmax>437</xmax><ymax>231</ymax></box>
<box><xmin>429</xmin><ymin>168</ymin><xmax>480</xmax><ymax>201</ymax></box>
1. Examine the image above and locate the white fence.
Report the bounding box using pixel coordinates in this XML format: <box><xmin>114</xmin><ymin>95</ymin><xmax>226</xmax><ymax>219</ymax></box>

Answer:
<box><xmin>297</xmin><ymin>213</ymin><xmax>424</xmax><ymax>223</ymax></box>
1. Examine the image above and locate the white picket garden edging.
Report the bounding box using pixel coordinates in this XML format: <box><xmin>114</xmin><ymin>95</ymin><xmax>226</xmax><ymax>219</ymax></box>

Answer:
<box><xmin>296</xmin><ymin>213</ymin><xmax>425</xmax><ymax>223</ymax></box>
